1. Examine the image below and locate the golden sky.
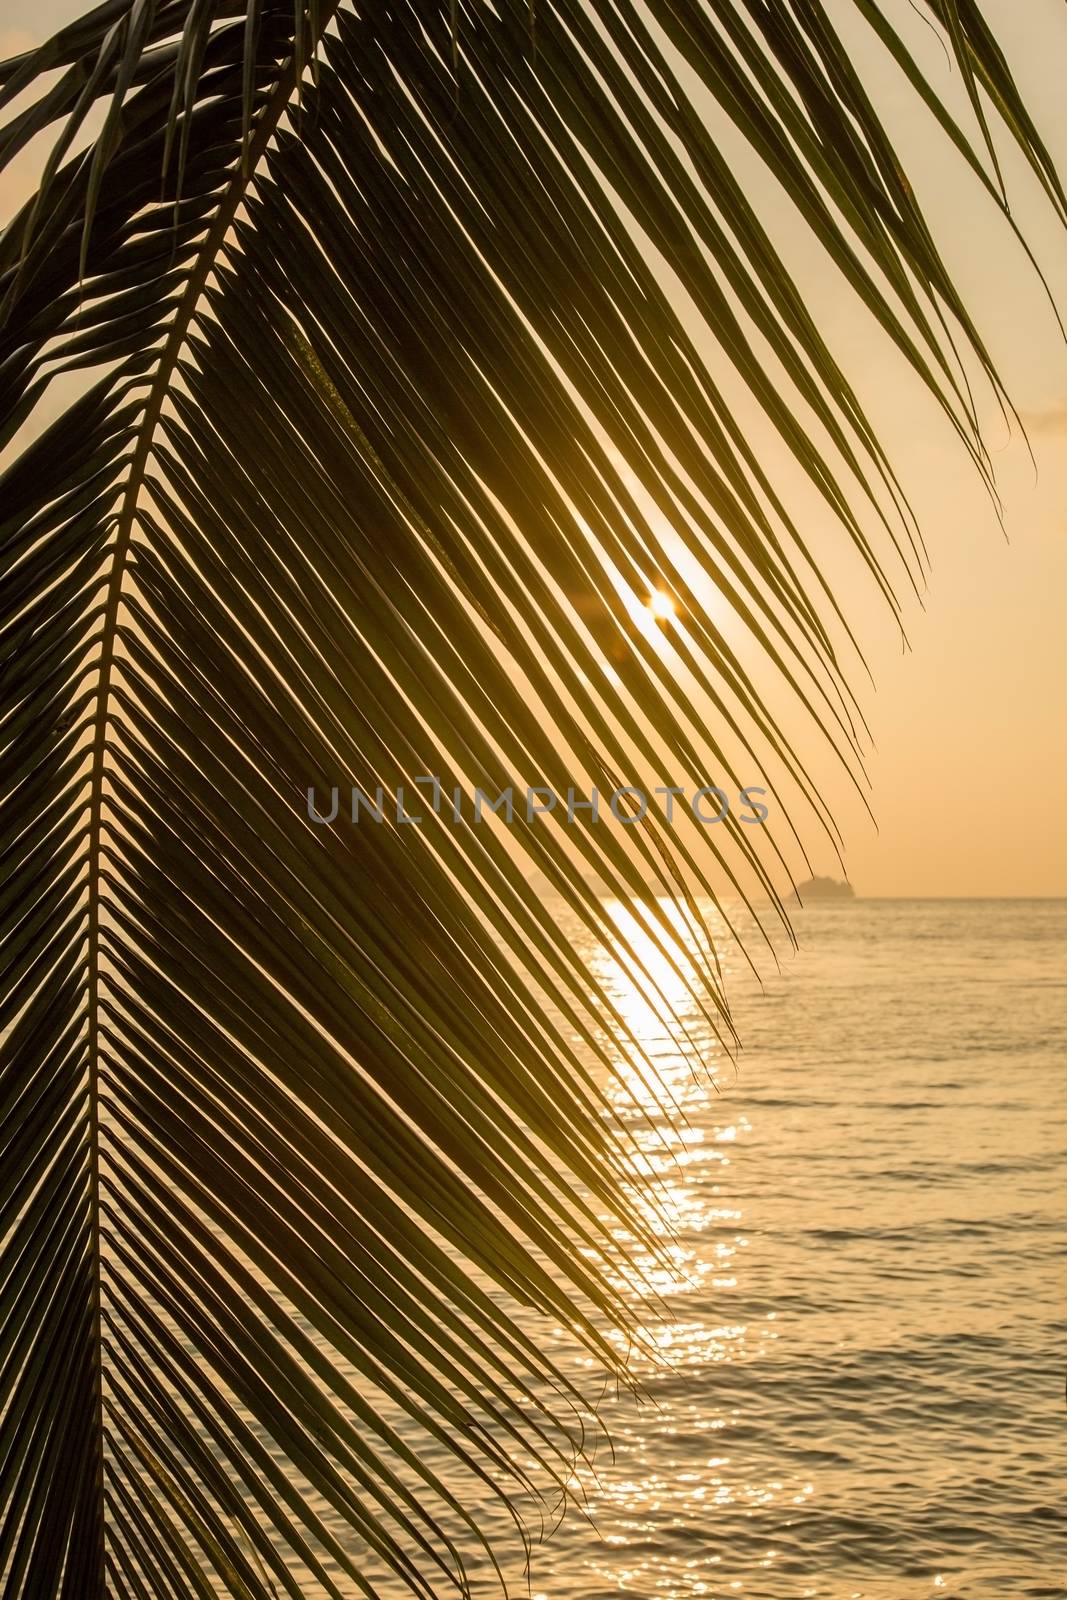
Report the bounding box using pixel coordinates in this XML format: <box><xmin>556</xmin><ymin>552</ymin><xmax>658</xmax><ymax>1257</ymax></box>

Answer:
<box><xmin>3</xmin><ymin>0</ymin><xmax>1065</xmax><ymax>898</ymax></box>
<box><xmin>769</xmin><ymin>0</ymin><xmax>1067</xmax><ymax>898</ymax></box>
<box><xmin>646</xmin><ymin>0</ymin><xmax>1067</xmax><ymax>898</ymax></box>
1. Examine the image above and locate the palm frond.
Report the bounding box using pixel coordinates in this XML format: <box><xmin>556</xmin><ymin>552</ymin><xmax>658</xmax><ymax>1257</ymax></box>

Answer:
<box><xmin>1</xmin><ymin>2</ymin><xmax>1061</xmax><ymax>1595</ymax></box>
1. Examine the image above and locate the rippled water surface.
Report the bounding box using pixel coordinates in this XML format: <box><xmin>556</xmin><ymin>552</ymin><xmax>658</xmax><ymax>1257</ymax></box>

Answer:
<box><xmin>406</xmin><ymin>897</ymin><xmax>1066</xmax><ymax>1600</ymax></box>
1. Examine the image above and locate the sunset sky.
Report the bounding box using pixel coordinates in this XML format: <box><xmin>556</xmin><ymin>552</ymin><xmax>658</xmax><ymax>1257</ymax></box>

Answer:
<box><xmin>3</xmin><ymin>0</ymin><xmax>1065</xmax><ymax>898</ymax></box>
<box><xmin>668</xmin><ymin>0</ymin><xmax>1067</xmax><ymax>899</ymax></box>
<box><xmin>804</xmin><ymin>0</ymin><xmax>1067</xmax><ymax>897</ymax></box>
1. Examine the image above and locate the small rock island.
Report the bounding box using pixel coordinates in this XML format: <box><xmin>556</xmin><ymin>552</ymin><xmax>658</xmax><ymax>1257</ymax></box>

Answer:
<box><xmin>790</xmin><ymin>876</ymin><xmax>856</xmax><ymax>904</ymax></box>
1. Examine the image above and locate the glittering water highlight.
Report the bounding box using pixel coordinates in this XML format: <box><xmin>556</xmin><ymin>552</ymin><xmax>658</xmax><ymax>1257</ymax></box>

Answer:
<box><xmin>378</xmin><ymin>896</ymin><xmax>1066</xmax><ymax>1600</ymax></box>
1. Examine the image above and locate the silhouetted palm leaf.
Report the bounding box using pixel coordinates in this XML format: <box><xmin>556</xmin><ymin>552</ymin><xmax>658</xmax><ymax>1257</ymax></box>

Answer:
<box><xmin>1</xmin><ymin>2</ymin><xmax>1061</xmax><ymax>1595</ymax></box>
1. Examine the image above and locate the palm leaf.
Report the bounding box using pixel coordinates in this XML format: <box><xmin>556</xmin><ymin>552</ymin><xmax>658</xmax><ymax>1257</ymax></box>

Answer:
<box><xmin>1</xmin><ymin>2</ymin><xmax>1060</xmax><ymax>1595</ymax></box>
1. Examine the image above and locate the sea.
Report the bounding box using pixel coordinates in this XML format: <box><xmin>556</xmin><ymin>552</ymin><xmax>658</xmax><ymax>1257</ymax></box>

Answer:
<box><xmin>378</xmin><ymin>896</ymin><xmax>1066</xmax><ymax>1600</ymax></box>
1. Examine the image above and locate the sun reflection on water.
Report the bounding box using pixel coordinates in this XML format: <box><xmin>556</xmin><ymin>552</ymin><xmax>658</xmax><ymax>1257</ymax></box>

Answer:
<box><xmin>544</xmin><ymin>898</ymin><xmax>796</xmax><ymax>1598</ymax></box>
<box><xmin>598</xmin><ymin>901</ymin><xmax>708</xmax><ymax>1064</ymax></box>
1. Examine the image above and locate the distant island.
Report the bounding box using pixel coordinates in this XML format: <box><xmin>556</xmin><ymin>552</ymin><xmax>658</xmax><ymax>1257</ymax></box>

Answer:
<box><xmin>789</xmin><ymin>876</ymin><xmax>856</xmax><ymax>904</ymax></box>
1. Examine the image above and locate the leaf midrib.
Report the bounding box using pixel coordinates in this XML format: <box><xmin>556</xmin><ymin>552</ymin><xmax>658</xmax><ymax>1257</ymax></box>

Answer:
<box><xmin>80</xmin><ymin>15</ymin><xmax>337</xmax><ymax>1579</ymax></box>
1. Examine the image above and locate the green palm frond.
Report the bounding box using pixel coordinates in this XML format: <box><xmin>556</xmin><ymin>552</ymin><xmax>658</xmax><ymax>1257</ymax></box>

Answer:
<box><xmin>1</xmin><ymin>2</ymin><xmax>1061</xmax><ymax>1595</ymax></box>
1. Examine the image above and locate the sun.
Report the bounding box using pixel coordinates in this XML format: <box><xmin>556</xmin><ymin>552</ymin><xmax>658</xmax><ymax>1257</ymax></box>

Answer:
<box><xmin>647</xmin><ymin>590</ymin><xmax>675</xmax><ymax>622</ymax></box>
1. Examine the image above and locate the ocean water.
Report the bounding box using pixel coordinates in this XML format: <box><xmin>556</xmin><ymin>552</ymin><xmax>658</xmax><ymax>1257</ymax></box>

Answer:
<box><xmin>399</xmin><ymin>896</ymin><xmax>1067</xmax><ymax>1600</ymax></box>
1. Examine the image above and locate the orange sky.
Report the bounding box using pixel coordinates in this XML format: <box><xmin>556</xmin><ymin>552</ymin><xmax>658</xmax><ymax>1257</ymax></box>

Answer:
<box><xmin>794</xmin><ymin>0</ymin><xmax>1067</xmax><ymax>897</ymax></box>
<box><xmin>658</xmin><ymin>0</ymin><xmax>1067</xmax><ymax>898</ymax></box>
<box><xmin>3</xmin><ymin>0</ymin><xmax>1065</xmax><ymax>898</ymax></box>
